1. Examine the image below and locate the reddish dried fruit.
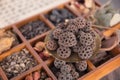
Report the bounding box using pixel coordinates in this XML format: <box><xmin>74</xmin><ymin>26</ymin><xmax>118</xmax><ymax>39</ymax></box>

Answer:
<box><xmin>58</xmin><ymin>32</ymin><xmax>77</xmax><ymax>47</ymax></box>
<box><xmin>57</xmin><ymin>46</ymin><xmax>71</xmax><ymax>59</ymax></box>
<box><xmin>46</xmin><ymin>40</ymin><xmax>57</xmax><ymax>50</ymax></box>
<box><xmin>60</xmin><ymin>64</ymin><xmax>72</xmax><ymax>73</ymax></box>
<box><xmin>33</xmin><ymin>71</ymin><xmax>40</xmax><ymax>80</ymax></box>
<box><xmin>78</xmin><ymin>46</ymin><xmax>93</xmax><ymax>59</ymax></box>
<box><xmin>52</xmin><ymin>28</ymin><xmax>63</xmax><ymax>39</ymax></box>
<box><xmin>54</xmin><ymin>59</ymin><xmax>66</xmax><ymax>69</ymax></box>
<box><xmin>75</xmin><ymin>60</ymin><xmax>87</xmax><ymax>71</ymax></box>
<box><xmin>25</xmin><ymin>75</ymin><xmax>33</xmax><ymax>80</ymax></box>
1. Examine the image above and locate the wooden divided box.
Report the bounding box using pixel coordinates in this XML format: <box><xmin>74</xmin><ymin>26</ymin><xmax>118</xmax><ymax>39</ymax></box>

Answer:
<box><xmin>0</xmin><ymin>0</ymin><xmax>120</xmax><ymax>80</ymax></box>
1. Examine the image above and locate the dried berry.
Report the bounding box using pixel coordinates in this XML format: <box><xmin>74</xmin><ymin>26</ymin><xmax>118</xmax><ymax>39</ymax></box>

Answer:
<box><xmin>58</xmin><ymin>73</ymin><xmax>73</xmax><ymax>80</ymax></box>
<box><xmin>52</xmin><ymin>28</ymin><xmax>63</xmax><ymax>39</ymax></box>
<box><xmin>78</xmin><ymin>46</ymin><xmax>93</xmax><ymax>59</ymax></box>
<box><xmin>54</xmin><ymin>59</ymin><xmax>66</xmax><ymax>69</ymax></box>
<box><xmin>66</xmin><ymin>24</ymin><xmax>78</xmax><ymax>33</ymax></box>
<box><xmin>57</xmin><ymin>46</ymin><xmax>71</xmax><ymax>59</ymax></box>
<box><xmin>58</xmin><ymin>32</ymin><xmax>77</xmax><ymax>47</ymax></box>
<box><xmin>79</xmin><ymin>31</ymin><xmax>94</xmax><ymax>46</ymax></box>
<box><xmin>46</xmin><ymin>40</ymin><xmax>57</xmax><ymax>51</ymax></box>
<box><xmin>60</xmin><ymin>64</ymin><xmax>72</xmax><ymax>73</ymax></box>
<box><xmin>75</xmin><ymin>61</ymin><xmax>87</xmax><ymax>71</ymax></box>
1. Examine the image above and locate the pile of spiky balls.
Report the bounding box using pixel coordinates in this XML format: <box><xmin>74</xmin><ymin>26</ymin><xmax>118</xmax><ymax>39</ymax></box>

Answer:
<box><xmin>46</xmin><ymin>17</ymin><xmax>96</xmax><ymax>60</ymax></box>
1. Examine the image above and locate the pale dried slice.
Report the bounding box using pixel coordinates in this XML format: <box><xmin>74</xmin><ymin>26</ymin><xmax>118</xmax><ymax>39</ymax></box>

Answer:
<box><xmin>0</xmin><ymin>37</ymin><xmax>15</xmax><ymax>54</ymax></box>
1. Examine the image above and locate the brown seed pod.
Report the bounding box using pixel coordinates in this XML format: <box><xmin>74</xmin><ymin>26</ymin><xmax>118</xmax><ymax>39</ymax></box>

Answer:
<box><xmin>66</xmin><ymin>24</ymin><xmax>78</xmax><ymax>33</ymax></box>
<box><xmin>57</xmin><ymin>46</ymin><xmax>71</xmax><ymax>59</ymax></box>
<box><xmin>52</xmin><ymin>28</ymin><xmax>63</xmax><ymax>39</ymax></box>
<box><xmin>46</xmin><ymin>40</ymin><xmax>58</xmax><ymax>51</ymax></box>
<box><xmin>60</xmin><ymin>64</ymin><xmax>72</xmax><ymax>73</ymax></box>
<box><xmin>54</xmin><ymin>59</ymin><xmax>66</xmax><ymax>69</ymax></box>
<box><xmin>58</xmin><ymin>32</ymin><xmax>77</xmax><ymax>47</ymax></box>
<box><xmin>75</xmin><ymin>60</ymin><xmax>87</xmax><ymax>71</ymax></box>
<box><xmin>78</xmin><ymin>46</ymin><xmax>93</xmax><ymax>59</ymax></box>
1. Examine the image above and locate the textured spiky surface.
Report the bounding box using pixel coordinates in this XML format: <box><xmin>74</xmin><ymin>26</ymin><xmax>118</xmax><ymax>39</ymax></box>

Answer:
<box><xmin>57</xmin><ymin>46</ymin><xmax>71</xmax><ymax>59</ymax></box>
<box><xmin>60</xmin><ymin>64</ymin><xmax>72</xmax><ymax>73</ymax></box>
<box><xmin>75</xmin><ymin>61</ymin><xmax>87</xmax><ymax>71</ymax></box>
<box><xmin>46</xmin><ymin>40</ymin><xmax>57</xmax><ymax>50</ymax></box>
<box><xmin>52</xmin><ymin>28</ymin><xmax>63</xmax><ymax>39</ymax></box>
<box><xmin>58</xmin><ymin>32</ymin><xmax>77</xmax><ymax>47</ymax></box>
<box><xmin>54</xmin><ymin>59</ymin><xmax>66</xmax><ymax>69</ymax></box>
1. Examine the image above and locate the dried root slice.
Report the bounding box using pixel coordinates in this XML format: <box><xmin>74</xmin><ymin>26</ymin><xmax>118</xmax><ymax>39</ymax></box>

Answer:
<box><xmin>58</xmin><ymin>73</ymin><xmax>73</xmax><ymax>80</ymax></box>
<box><xmin>75</xmin><ymin>60</ymin><xmax>87</xmax><ymax>71</ymax></box>
<box><xmin>79</xmin><ymin>31</ymin><xmax>94</xmax><ymax>46</ymax></box>
<box><xmin>57</xmin><ymin>46</ymin><xmax>71</xmax><ymax>59</ymax></box>
<box><xmin>60</xmin><ymin>64</ymin><xmax>72</xmax><ymax>73</ymax></box>
<box><xmin>54</xmin><ymin>59</ymin><xmax>66</xmax><ymax>69</ymax></box>
<box><xmin>0</xmin><ymin>37</ymin><xmax>15</xmax><ymax>54</ymax></box>
<box><xmin>46</xmin><ymin>40</ymin><xmax>57</xmax><ymax>51</ymax></box>
<box><xmin>52</xmin><ymin>28</ymin><xmax>63</xmax><ymax>39</ymax></box>
<box><xmin>78</xmin><ymin>46</ymin><xmax>93</xmax><ymax>59</ymax></box>
<box><xmin>58</xmin><ymin>32</ymin><xmax>77</xmax><ymax>47</ymax></box>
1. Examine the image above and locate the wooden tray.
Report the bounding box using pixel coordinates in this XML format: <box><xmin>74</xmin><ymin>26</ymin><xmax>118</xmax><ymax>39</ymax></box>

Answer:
<box><xmin>0</xmin><ymin>0</ymin><xmax>120</xmax><ymax>80</ymax></box>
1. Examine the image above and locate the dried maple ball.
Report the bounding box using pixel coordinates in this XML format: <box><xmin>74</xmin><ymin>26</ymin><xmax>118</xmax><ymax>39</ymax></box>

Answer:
<box><xmin>54</xmin><ymin>59</ymin><xmax>66</xmax><ymax>69</ymax></box>
<box><xmin>57</xmin><ymin>46</ymin><xmax>71</xmax><ymax>59</ymax></box>
<box><xmin>79</xmin><ymin>31</ymin><xmax>94</xmax><ymax>46</ymax></box>
<box><xmin>75</xmin><ymin>60</ymin><xmax>87</xmax><ymax>71</ymax></box>
<box><xmin>46</xmin><ymin>40</ymin><xmax>57</xmax><ymax>50</ymax></box>
<box><xmin>52</xmin><ymin>28</ymin><xmax>63</xmax><ymax>39</ymax></box>
<box><xmin>60</xmin><ymin>64</ymin><xmax>72</xmax><ymax>73</ymax></box>
<box><xmin>66</xmin><ymin>24</ymin><xmax>78</xmax><ymax>33</ymax></box>
<box><xmin>58</xmin><ymin>73</ymin><xmax>73</xmax><ymax>80</ymax></box>
<box><xmin>78</xmin><ymin>46</ymin><xmax>93</xmax><ymax>59</ymax></box>
<box><xmin>71</xmin><ymin>17</ymin><xmax>86</xmax><ymax>29</ymax></box>
<box><xmin>58</xmin><ymin>32</ymin><xmax>77</xmax><ymax>47</ymax></box>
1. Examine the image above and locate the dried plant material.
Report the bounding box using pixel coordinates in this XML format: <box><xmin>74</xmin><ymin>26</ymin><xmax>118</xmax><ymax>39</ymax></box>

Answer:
<box><xmin>94</xmin><ymin>0</ymin><xmax>117</xmax><ymax>27</ymax></box>
<box><xmin>25</xmin><ymin>75</ymin><xmax>33</xmax><ymax>80</ymax></box>
<box><xmin>35</xmin><ymin>42</ymin><xmax>45</xmax><ymax>52</ymax></box>
<box><xmin>85</xmin><ymin>0</ymin><xmax>93</xmax><ymax>8</ymax></box>
<box><xmin>110</xmin><ymin>13</ymin><xmax>120</xmax><ymax>26</ymax></box>
<box><xmin>33</xmin><ymin>71</ymin><xmax>40</xmax><ymax>80</ymax></box>
<box><xmin>0</xmin><ymin>37</ymin><xmax>14</xmax><ymax>54</ymax></box>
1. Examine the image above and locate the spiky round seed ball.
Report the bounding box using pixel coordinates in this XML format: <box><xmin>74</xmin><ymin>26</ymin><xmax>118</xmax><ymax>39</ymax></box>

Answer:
<box><xmin>72</xmin><ymin>44</ymin><xmax>81</xmax><ymax>53</ymax></box>
<box><xmin>78</xmin><ymin>46</ymin><xmax>93</xmax><ymax>59</ymax></box>
<box><xmin>58</xmin><ymin>32</ymin><xmax>77</xmax><ymax>47</ymax></box>
<box><xmin>79</xmin><ymin>31</ymin><xmax>94</xmax><ymax>46</ymax></box>
<box><xmin>71</xmin><ymin>17</ymin><xmax>86</xmax><ymax>29</ymax></box>
<box><xmin>60</xmin><ymin>64</ymin><xmax>72</xmax><ymax>73</ymax></box>
<box><xmin>57</xmin><ymin>46</ymin><xmax>71</xmax><ymax>59</ymax></box>
<box><xmin>54</xmin><ymin>59</ymin><xmax>66</xmax><ymax>69</ymax></box>
<box><xmin>75</xmin><ymin>60</ymin><xmax>87</xmax><ymax>71</ymax></box>
<box><xmin>58</xmin><ymin>73</ymin><xmax>73</xmax><ymax>80</ymax></box>
<box><xmin>66</xmin><ymin>24</ymin><xmax>78</xmax><ymax>33</ymax></box>
<box><xmin>46</xmin><ymin>40</ymin><xmax>57</xmax><ymax>50</ymax></box>
<box><xmin>71</xmin><ymin>71</ymin><xmax>79</xmax><ymax>79</ymax></box>
<box><xmin>52</xmin><ymin>28</ymin><xmax>63</xmax><ymax>39</ymax></box>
